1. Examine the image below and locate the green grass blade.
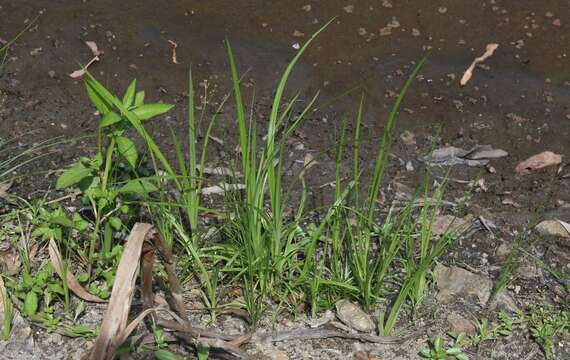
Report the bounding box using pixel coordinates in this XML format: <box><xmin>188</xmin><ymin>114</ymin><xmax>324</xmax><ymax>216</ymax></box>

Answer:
<box><xmin>365</xmin><ymin>57</ymin><xmax>427</xmax><ymax>224</ymax></box>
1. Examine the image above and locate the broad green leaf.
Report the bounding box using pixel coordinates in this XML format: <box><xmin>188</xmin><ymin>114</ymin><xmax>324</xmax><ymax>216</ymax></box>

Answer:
<box><xmin>122</xmin><ymin>79</ymin><xmax>137</xmax><ymax>107</ymax></box>
<box><xmin>77</xmin><ymin>175</ymin><xmax>97</xmax><ymax>192</ymax></box>
<box><xmin>72</xmin><ymin>213</ymin><xmax>89</xmax><ymax>231</ymax></box>
<box><xmin>56</xmin><ymin>164</ymin><xmax>93</xmax><ymax>189</ymax></box>
<box><xmin>85</xmin><ymin>81</ymin><xmax>111</xmax><ymax>115</ymax></box>
<box><xmin>418</xmin><ymin>349</ymin><xmax>431</xmax><ymax>358</ymax></box>
<box><xmin>447</xmin><ymin>348</ymin><xmax>462</xmax><ymax>356</ymax></box>
<box><xmin>118</xmin><ymin>179</ymin><xmax>158</xmax><ymax>193</ymax></box>
<box><xmin>36</xmin><ymin>270</ymin><xmax>49</xmax><ymax>285</ymax></box>
<box><xmin>100</xmin><ymin>112</ymin><xmax>122</xmax><ymax>128</ymax></box>
<box><xmin>103</xmin><ymin>221</ymin><xmax>113</xmax><ymax>253</ymax></box>
<box><xmin>23</xmin><ymin>291</ymin><xmax>38</xmax><ymax>316</ymax></box>
<box><xmin>97</xmin><ymin>197</ymin><xmax>108</xmax><ymax>210</ymax></box>
<box><xmin>115</xmin><ymin>136</ymin><xmax>138</xmax><ymax>168</ymax></box>
<box><xmin>85</xmin><ymin>77</ymin><xmax>119</xmax><ymax>111</ymax></box>
<box><xmin>49</xmin><ymin>215</ymin><xmax>73</xmax><ymax>228</ymax></box>
<box><xmin>134</xmin><ymin>90</ymin><xmax>145</xmax><ymax>107</ymax></box>
<box><xmin>54</xmin><ymin>227</ymin><xmax>63</xmax><ymax>242</ymax></box>
<box><xmin>84</xmin><ymin>73</ymin><xmax>180</xmax><ymax>190</ymax></box>
<box><xmin>23</xmin><ymin>272</ymin><xmax>34</xmax><ymax>287</ymax></box>
<box><xmin>32</xmin><ymin>226</ymin><xmax>54</xmax><ymax>240</ymax></box>
<box><xmin>47</xmin><ymin>283</ymin><xmax>65</xmax><ymax>296</ymax></box>
<box><xmin>197</xmin><ymin>346</ymin><xmax>210</xmax><ymax>360</ymax></box>
<box><xmin>132</xmin><ymin>103</ymin><xmax>173</xmax><ymax>120</ymax></box>
<box><xmin>108</xmin><ymin>216</ymin><xmax>122</xmax><ymax>230</ymax></box>
<box><xmin>63</xmin><ymin>324</ymin><xmax>96</xmax><ymax>338</ymax></box>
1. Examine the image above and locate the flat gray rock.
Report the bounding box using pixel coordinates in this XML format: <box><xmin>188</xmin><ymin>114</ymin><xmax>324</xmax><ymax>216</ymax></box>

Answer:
<box><xmin>435</xmin><ymin>265</ymin><xmax>492</xmax><ymax>305</ymax></box>
<box><xmin>335</xmin><ymin>300</ymin><xmax>375</xmax><ymax>333</ymax></box>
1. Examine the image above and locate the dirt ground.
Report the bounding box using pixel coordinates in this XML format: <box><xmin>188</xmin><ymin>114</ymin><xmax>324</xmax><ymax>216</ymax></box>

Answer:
<box><xmin>1</xmin><ymin>0</ymin><xmax>569</xmax><ymax>359</ymax></box>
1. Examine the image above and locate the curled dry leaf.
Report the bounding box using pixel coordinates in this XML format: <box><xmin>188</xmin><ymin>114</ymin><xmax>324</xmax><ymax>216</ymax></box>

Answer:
<box><xmin>85</xmin><ymin>41</ymin><xmax>103</xmax><ymax>56</ymax></box>
<box><xmin>69</xmin><ymin>41</ymin><xmax>104</xmax><ymax>78</ymax></box>
<box><xmin>460</xmin><ymin>43</ymin><xmax>499</xmax><ymax>86</ymax></box>
<box><xmin>556</xmin><ymin>219</ymin><xmax>570</xmax><ymax>236</ymax></box>
<box><xmin>90</xmin><ymin>223</ymin><xmax>249</xmax><ymax>360</ymax></box>
<box><xmin>48</xmin><ymin>238</ymin><xmax>106</xmax><ymax>303</ymax></box>
<box><xmin>0</xmin><ymin>242</ymin><xmax>21</xmax><ymax>275</ymax></box>
<box><xmin>514</xmin><ymin>151</ymin><xmax>562</xmax><ymax>175</ymax></box>
<box><xmin>298</xmin><ymin>153</ymin><xmax>317</xmax><ymax>177</ymax></box>
<box><xmin>89</xmin><ymin>223</ymin><xmax>153</xmax><ymax>360</ymax></box>
<box><xmin>424</xmin><ymin>144</ymin><xmax>507</xmax><ymax>167</ymax></box>
<box><xmin>201</xmin><ymin>183</ymin><xmax>246</xmax><ymax>195</ymax></box>
<box><xmin>0</xmin><ymin>180</ymin><xmax>13</xmax><ymax>200</ymax></box>
<box><xmin>168</xmin><ymin>40</ymin><xmax>180</xmax><ymax>64</ymax></box>
<box><xmin>198</xmin><ymin>165</ymin><xmax>242</xmax><ymax>177</ymax></box>
<box><xmin>208</xmin><ymin>135</ymin><xmax>224</xmax><ymax>145</ymax></box>
<box><xmin>69</xmin><ymin>56</ymin><xmax>100</xmax><ymax>78</ymax></box>
<box><xmin>303</xmin><ymin>153</ymin><xmax>315</xmax><ymax>168</ymax></box>
<box><xmin>0</xmin><ymin>276</ymin><xmax>6</xmax><ymax>310</ymax></box>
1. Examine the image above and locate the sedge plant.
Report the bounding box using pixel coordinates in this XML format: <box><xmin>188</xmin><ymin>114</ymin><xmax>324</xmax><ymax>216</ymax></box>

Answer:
<box><xmin>302</xmin><ymin>58</ymin><xmax>425</xmax><ymax>314</ymax></box>
<box><xmin>223</xmin><ymin>20</ymin><xmax>332</xmax><ymax>318</ymax></box>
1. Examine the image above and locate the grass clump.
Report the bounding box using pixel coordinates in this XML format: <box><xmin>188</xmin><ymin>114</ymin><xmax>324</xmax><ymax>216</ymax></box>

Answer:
<box><xmin>1</xmin><ymin>23</ymin><xmax>471</xmax><ymax>346</ymax></box>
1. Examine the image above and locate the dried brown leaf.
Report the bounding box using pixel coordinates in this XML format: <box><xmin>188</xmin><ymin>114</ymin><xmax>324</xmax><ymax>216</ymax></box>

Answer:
<box><xmin>0</xmin><ymin>243</ymin><xmax>21</xmax><ymax>275</ymax></box>
<box><xmin>201</xmin><ymin>183</ymin><xmax>245</xmax><ymax>195</ymax></box>
<box><xmin>48</xmin><ymin>238</ymin><xmax>105</xmax><ymax>303</ymax></box>
<box><xmin>555</xmin><ymin>219</ymin><xmax>570</xmax><ymax>236</ymax></box>
<box><xmin>0</xmin><ymin>276</ymin><xmax>6</xmax><ymax>311</ymax></box>
<box><xmin>168</xmin><ymin>40</ymin><xmax>180</xmax><ymax>64</ymax></box>
<box><xmin>460</xmin><ymin>43</ymin><xmax>499</xmax><ymax>86</ymax></box>
<box><xmin>85</xmin><ymin>41</ymin><xmax>103</xmax><ymax>56</ymax></box>
<box><xmin>0</xmin><ymin>180</ymin><xmax>13</xmax><ymax>200</ymax></box>
<box><xmin>208</xmin><ymin>135</ymin><xmax>224</xmax><ymax>145</ymax></box>
<box><xmin>89</xmin><ymin>223</ymin><xmax>153</xmax><ymax>360</ymax></box>
<box><xmin>199</xmin><ymin>165</ymin><xmax>241</xmax><ymax>177</ymax></box>
<box><xmin>69</xmin><ymin>56</ymin><xmax>100</xmax><ymax>78</ymax></box>
<box><xmin>514</xmin><ymin>151</ymin><xmax>562</xmax><ymax>175</ymax></box>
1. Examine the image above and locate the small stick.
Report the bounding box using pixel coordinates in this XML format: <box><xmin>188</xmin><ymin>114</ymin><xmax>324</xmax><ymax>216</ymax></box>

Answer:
<box><xmin>251</xmin><ymin>327</ymin><xmax>410</xmax><ymax>344</ymax></box>
<box><xmin>168</xmin><ymin>40</ymin><xmax>180</xmax><ymax>64</ymax></box>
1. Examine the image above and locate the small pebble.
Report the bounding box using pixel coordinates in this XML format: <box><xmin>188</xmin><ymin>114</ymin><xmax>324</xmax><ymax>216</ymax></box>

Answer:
<box><xmin>343</xmin><ymin>5</ymin><xmax>354</xmax><ymax>13</ymax></box>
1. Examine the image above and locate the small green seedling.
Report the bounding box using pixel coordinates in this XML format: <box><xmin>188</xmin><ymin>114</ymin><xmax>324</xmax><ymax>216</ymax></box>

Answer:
<box><xmin>197</xmin><ymin>345</ymin><xmax>210</xmax><ymax>360</ymax></box>
<box><xmin>6</xmin><ymin>263</ymin><xmax>65</xmax><ymax>317</ymax></box>
<box><xmin>528</xmin><ymin>307</ymin><xmax>569</xmax><ymax>359</ymax></box>
<box><xmin>419</xmin><ymin>336</ymin><xmax>469</xmax><ymax>360</ymax></box>
<box><xmin>154</xmin><ymin>327</ymin><xmax>167</xmax><ymax>349</ymax></box>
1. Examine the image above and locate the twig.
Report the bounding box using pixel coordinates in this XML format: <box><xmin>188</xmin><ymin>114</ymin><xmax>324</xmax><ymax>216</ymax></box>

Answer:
<box><xmin>251</xmin><ymin>327</ymin><xmax>409</xmax><ymax>344</ymax></box>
